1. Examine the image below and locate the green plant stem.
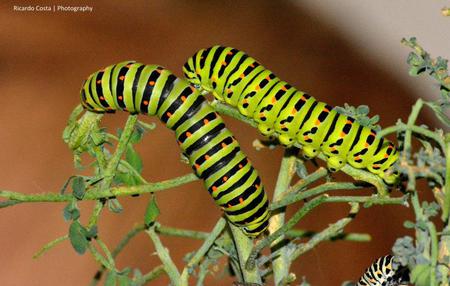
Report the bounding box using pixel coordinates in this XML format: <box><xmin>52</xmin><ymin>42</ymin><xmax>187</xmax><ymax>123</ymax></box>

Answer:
<box><xmin>269</xmin><ymin>149</ymin><xmax>297</xmax><ymax>285</ymax></box>
<box><xmin>211</xmin><ymin>101</ymin><xmax>258</xmax><ymax>128</ymax></box>
<box><xmin>101</xmin><ymin>115</ymin><xmax>139</xmax><ymax>190</ymax></box>
<box><xmin>323</xmin><ymin>195</ymin><xmax>408</xmax><ymax>205</ymax></box>
<box><xmin>33</xmin><ymin>235</ymin><xmax>68</xmax><ymax>259</ymax></box>
<box><xmin>146</xmin><ymin>226</ymin><xmax>181</xmax><ymax>285</ymax></box>
<box><xmin>87</xmin><ymin>243</ymin><xmax>116</xmax><ymax>272</ymax></box>
<box><xmin>289</xmin><ymin>203</ymin><xmax>360</xmax><ymax>262</ymax></box>
<box><xmin>246</xmin><ymin>195</ymin><xmax>328</xmax><ymax>270</ymax></box>
<box><xmin>271</xmin><ymin>182</ymin><xmax>364</xmax><ymax>210</ymax></box>
<box><xmin>286</xmin><ymin>229</ymin><xmax>371</xmax><ymax>242</ymax></box>
<box><xmin>180</xmin><ymin>218</ymin><xmax>226</xmax><ymax>284</ymax></box>
<box><xmin>289</xmin><ymin>167</ymin><xmax>328</xmax><ymax>194</ymax></box>
<box><xmin>157</xmin><ymin>224</ymin><xmax>209</xmax><ymax>240</ymax></box>
<box><xmin>443</xmin><ymin>134</ymin><xmax>450</xmax><ymax>221</ymax></box>
<box><xmin>404</xmin><ymin>99</ymin><xmax>424</xmax><ymax>158</ymax></box>
<box><xmin>90</xmin><ymin>223</ymin><xmax>147</xmax><ymax>286</ymax></box>
<box><xmin>427</xmin><ymin>221</ymin><xmax>438</xmax><ymax>286</ymax></box>
<box><xmin>0</xmin><ymin>173</ymin><xmax>198</xmax><ymax>204</ymax></box>
<box><xmin>229</xmin><ymin>223</ymin><xmax>262</xmax><ymax>285</ymax></box>
<box><xmin>379</xmin><ymin>123</ymin><xmax>445</xmax><ymax>151</ymax></box>
<box><xmin>137</xmin><ymin>265</ymin><xmax>166</xmax><ymax>284</ymax></box>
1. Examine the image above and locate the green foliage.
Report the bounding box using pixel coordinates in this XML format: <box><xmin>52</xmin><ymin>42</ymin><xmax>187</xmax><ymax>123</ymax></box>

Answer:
<box><xmin>334</xmin><ymin>104</ymin><xmax>381</xmax><ymax>131</ymax></box>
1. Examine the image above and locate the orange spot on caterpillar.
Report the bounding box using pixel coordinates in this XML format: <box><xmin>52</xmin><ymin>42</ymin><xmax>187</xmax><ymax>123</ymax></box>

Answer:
<box><xmin>212</xmin><ymin>186</ymin><xmax>218</xmax><ymax>192</ymax></box>
<box><xmin>315</xmin><ymin>120</ymin><xmax>321</xmax><ymax>126</ymax></box>
<box><xmin>211</xmin><ymin>76</ymin><xmax>217</xmax><ymax>81</ymax></box>
<box><xmin>365</xmin><ymin>143</ymin><xmax>369</xmax><ymax>147</ymax></box>
<box><xmin>99</xmin><ymin>96</ymin><xmax>105</xmax><ymax>100</ymax></box>
<box><xmin>340</xmin><ymin>132</ymin><xmax>346</xmax><ymax>137</ymax></box>
<box><xmin>166</xmin><ymin>112</ymin><xmax>172</xmax><ymax>117</ymax></box>
<box><xmin>223</xmin><ymin>176</ymin><xmax>228</xmax><ymax>182</ymax></box>
<box><xmin>291</xmin><ymin>108</ymin><xmax>297</xmax><ymax>115</ymax></box>
<box><xmin>195</xmin><ymin>164</ymin><xmax>200</xmax><ymax>169</ymax></box>
<box><xmin>266</xmin><ymin>76</ymin><xmax>271</xmax><ymax>80</ymax></box>
<box><xmin>300</xmin><ymin>96</ymin><xmax>307</xmax><ymax>101</ymax></box>
<box><xmin>126</xmin><ymin>64</ymin><xmax>132</xmax><ymax>68</ymax></box>
<box><xmin>384</xmin><ymin>154</ymin><xmax>389</xmax><ymax>158</ymax></box>
<box><xmin>323</xmin><ymin>108</ymin><xmax>330</xmax><ymax>112</ymax></box>
<box><xmin>196</xmin><ymin>68</ymin><xmax>201</xmax><ymax>74</ymax></box>
<box><xmin>96</xmin><ymin>80</ymin><xmax>101</xmax><ymax>84</ymax></box>
<box><xmin>186</xmin><ymin>132</ymin><xmax>192</xmax><ymax>137</ymax></box>
<box><xmin>281</xmin><ymin>124</ymin><xmax>287</xmax><ymax>129</ymax></box>
<box><xmin>255</xmin><ymin>85</ymin><xmax>261</xmax><ymax>91</ymax></box>
<box><xmin>255</xmin><ymin>184</ymin><xmax>260</xmax><ymax>188</ymax></box>
<box><xmin>203</xmin><ymin>119</ymin><xmax>209</xmax><ymax>125</ymax></box>
<box><xmin>181</xmin><ymin>96</ymin><xmax>187</xmax><ymax>102</ymax></box>
<box><xmin>250</xmin><ymin>63</ymin><xmax>255</xmax><ymax>68</ymax></box>
<box><xmin>190</xmin><ymin>86</ymin><xmax>195</xmax><ymax>92</ymax></box>
<box><xmin>303</xmin><ymin>135</ymin><xmax>310</xmax><ymax>140</ymax></box>
<box><xmin>118</xmin><ymin>96</ymin><xmax>123</xmax><ymax>100</ymax></box>
<box><xmin>227</xmin><ymin>51</ymin><xmax>233</xmax><ymax>55</ymax></box>
<box><xmin>148</xmin><ymin>81</ymin><xmax>155</xmax><ymax>86</ymax></box>
<box><xmin>271</xmin><ymin>97</ymin><xmax>276</xmax><ymax>104</ymax></box>
<box><xmin>239</xmin><ymin>164</ymin><xmax>243</xmax><ymax>168</ymax></box>
<box><xmin>227</xmin><ymin>88</ymin><xmax>232</xmax><ymax>94</ymax></box>
<box><xmin>221</xmin><ymin>142</ymin><xmax>227</xmax><ymax>148</ymax></box>
<box><xmin>119</xmin><ymin>76</ymin><xmax>125</xmax><ymax>81</ymax></box>
<box><xmin>240</xmin><ymin>73</ymin><xmax>245</xmax><ymax>79</ymax></box>
<box><xmin>239</xmin><ymin>197</ymin><xmax>244</xmax><ymax>204</ymax></box>
<box><xmin>221</xmin><ymin>61</ymin><xmax>227</xmax><ymax>66</ymax></box>
<box><xmin>243</xmin><ymin>99</ymin><xmax>249</xmax><ymax>104</ymax></box>
<box><xmin>355</xmin><ymin>156</ymin><xmax>361</xmax><ymax>161</ymax></box>
<box><xmin>177</xmin><ymin>140</ymin><xmax>182</xmax><ymax>145</ymax></box>
<box><xmin>373</xmin><ymin>164</ymin><xmax>380</xmax><ymax>168</ymax></box>
<box><xmin>143</xmin><ymin>100</ymin><xmax>149</xmax><ymax>105</ymax></box>
<box><xmin>228</xmin><ymin>203</ymin><xmax>232</xmax><ymax>208</ymax></box>
<box><xmin>346</xmin><ymin>120</ymin><xmax>353</xmax><ymax>124</ymax></box>
<box><xmin>281</xmin><ymin>86</ymin><xmax>287</xmax><ymax>91</ymax></box>
<box><xmin>204</xmin><ymin>155</ymin><xmax>210</xmax><ymax>160</ymax></box>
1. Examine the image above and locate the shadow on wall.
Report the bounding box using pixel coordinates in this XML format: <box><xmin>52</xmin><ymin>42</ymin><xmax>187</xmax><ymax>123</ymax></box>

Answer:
<box><xmin>0</xmin><ymin>0</ymin><xmax>423</xmax><ymax>285</ymax></box>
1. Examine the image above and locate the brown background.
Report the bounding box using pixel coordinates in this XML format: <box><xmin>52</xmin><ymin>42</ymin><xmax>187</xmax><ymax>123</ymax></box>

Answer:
<box><xmin>0</xmin><ymin>1</ymin><xmax>428</xmax><ymax>285</ymax></box>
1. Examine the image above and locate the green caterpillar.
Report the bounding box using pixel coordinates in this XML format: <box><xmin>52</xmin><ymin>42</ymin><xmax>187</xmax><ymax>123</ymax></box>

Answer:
<box><xmin>357</xmin><ymin>255</ymin><xmax>409</xmax><ymax>286</ymax></box>
<box><xmin>183</xmin><ymin>46</ymin><xmax>399</xmax><ymax>184</ymax></box>
<box><xmin>80</xmin><ymin>62</ymin><xmax>270</xmax><ymax>237</ymax></box>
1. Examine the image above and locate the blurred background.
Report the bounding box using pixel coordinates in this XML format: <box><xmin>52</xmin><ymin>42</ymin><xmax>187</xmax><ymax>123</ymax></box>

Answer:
<box><xmin>1</xmin><ymin>1</ymin><xmax>449</xmax><ymax>285</ymax></box>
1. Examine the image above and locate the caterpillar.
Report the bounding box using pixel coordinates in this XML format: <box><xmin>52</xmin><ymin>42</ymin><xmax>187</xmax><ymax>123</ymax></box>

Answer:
<box><xmin>183</xmin><ymin>46</ymin><xmax>399</xmax><ymax>184</ymax></box>
<box><xmin>357</xmin><ymin>255</ymin><xmax>409</xmax><ymax>286</ymax></box>
<box><xmin>80</xmin><ymin>61</ymin><xmax>270</xmax><ymax>237</ymax></box>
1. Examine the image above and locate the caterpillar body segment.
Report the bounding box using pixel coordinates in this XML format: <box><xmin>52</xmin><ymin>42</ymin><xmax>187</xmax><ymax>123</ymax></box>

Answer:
<box><xmin>183</xmin><ymin>46</ymin><xmax>399</xmax><ymax>184</ymax></box>
<box><xmin>81</xmin><ymin>61</ymin><xmax>270</xmax><ymax>237</ymax></box>
<box><xmin>357</xmin><ymin>255</ymin><xmax>409</xmax><ymax>286</ymax></box>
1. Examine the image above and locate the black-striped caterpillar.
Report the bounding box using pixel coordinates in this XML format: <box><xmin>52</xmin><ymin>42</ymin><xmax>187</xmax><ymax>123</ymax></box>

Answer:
<box><xmin>80</xmin><ymin>62</ymin><xmax>270</xmax><ymax>237</ymax></box>
<box><xmin>357</xmin><ymin>255</ymin><xmax>409</xmax><ymax>286</ymax></box>
<box><xmin>183</xmin><ymin>46</ymin><xmax>399</xmax><ymax>184</ymax></box>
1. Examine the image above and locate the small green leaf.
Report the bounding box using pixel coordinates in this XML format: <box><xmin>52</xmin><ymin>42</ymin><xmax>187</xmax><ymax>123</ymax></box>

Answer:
<box><xmin>63</xmin><ymin>201</ymin><xmax>80</xmax><ymax>221</ymax></box>
<box><xmin>108</xmin><ymin>198</ymin><xmax>123</xmax><ymax>213</ymax></box>
<box><xmin>68</xmin><ymin>221</ymin><xmax>88</xmax><ymax>254</ymax></box>
<box><xmin>72</xmin><ymin>177</ymin><xmax>86</xmax><ymax>199</ymax></box>
<box><xmin>104</xmin><ymin>271</ymin><xmax>117</xmax><ymax>286</ymax></box>
<box><xmin>144</xmin><ymin>196</ymin><xmax>160</xmax><ymax>226</ymax></box>
<box><xmin>403</xmin><ymin>220</ymin><xmax>415</xmax><ymax>229</ymax></box>
<box><xmin>356</xmin><ymin>105</ymin><xmax>369</xmax><ymax>115</ymax></box>
<box><xmin>126</xmin><ymin>146</ymin><xmax>143</xmax><ymax>173</ymax></box>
